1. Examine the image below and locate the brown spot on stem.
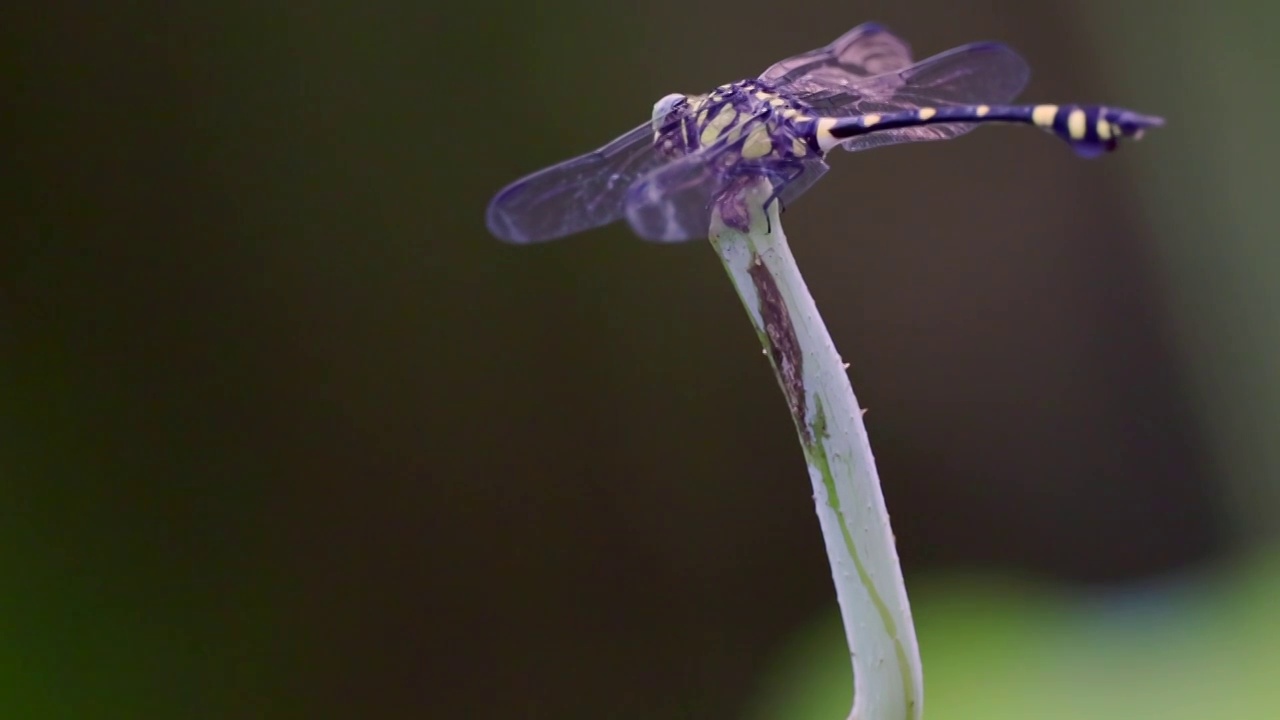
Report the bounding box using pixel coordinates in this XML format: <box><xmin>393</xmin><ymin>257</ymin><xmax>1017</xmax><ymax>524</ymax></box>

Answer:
<box><xmin>749</xmin><ymin>253</ymin><xmax>807</xmax><ymax>440</ymax></box>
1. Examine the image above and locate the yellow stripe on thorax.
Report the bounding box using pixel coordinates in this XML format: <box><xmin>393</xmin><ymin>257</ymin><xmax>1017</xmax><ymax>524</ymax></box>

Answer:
<box><xmin>700</xmin><ymin>104</ymin><xmax>739</xmax><ymax>147</ymax></box>
<box><xmin>740</xmin><ymin>123</ymin><xmax>773</xmax><ymax>159</ymax></box>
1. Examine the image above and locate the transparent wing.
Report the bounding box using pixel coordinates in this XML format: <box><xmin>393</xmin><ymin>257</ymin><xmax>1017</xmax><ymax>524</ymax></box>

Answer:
<box><xmin>803</xmin><ymin>42</ymin><xmax>1031</xmax><ymax>152</ymax></box>
<box><xmin>623</xmin><ymin>143</ymin><xmax>829</xmax><ymax>243</ymax></box>
<box><xmin>760</xmin><ymin>23</ymin><xmax>914</xmax><ymax>87</ymax></box>
<box><xmin>486</xmin><ymin>122</ymin><xmax>669</xmax><ymax>244</ymax></box>
<box><xmin>800</xmin><ymin>41</ymin><xmax>1030</xmax><ymax>111</ymax></box>
<box><xmin>622</xmin><ymin>145</ymin><xmax>733</xmax><ymax>243</ymax></box>
<box><xmin>777</xmin><ymin>158</ymin><xmax>829</xmax><ymax>212</ymax></box>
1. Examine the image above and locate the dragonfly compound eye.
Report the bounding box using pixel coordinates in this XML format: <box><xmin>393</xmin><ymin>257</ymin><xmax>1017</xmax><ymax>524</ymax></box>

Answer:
<box><xmin>651</xmin><ymin>93</ymin><xmax>687</xmax><ymax>125</ymax></box>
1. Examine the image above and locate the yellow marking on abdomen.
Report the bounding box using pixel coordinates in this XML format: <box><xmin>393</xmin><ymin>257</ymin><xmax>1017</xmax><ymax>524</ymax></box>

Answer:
<box><xmin>1097</xmin><ymin>118</ymin><xmax>1112</xmax><ymax>140</ymax></box>
<box><xmin>1067</xmin><ymin>109</ymin><xmax>1087</xmax><ymax>140</ymax></box>
<box><xmin>816</xmin><ymin>117</ymin><xmax>839</xmax><ymax>151</ymax></box>
<box><xmin>1032</xmin><ymin>104</ymin><xmax>1058</xmax><ymax>128</ymax></box>
<box><xmin>976</xmin><ymin>105</ymin><xmax>990</xmax><ymax>117</ymax></box>
<box><xmin>863</xmin><ymin>113</ymin><xmax>882</xmax><ymax>127</ymax></box>
<box><xmin>741</xmin><ymin>124</ymin><xmax>773</xmax><ymax>159</ymax></box>
<box><xmin>918</xmin><ymin>107</ymin><xmax>936</xmax><ymax>120</ymax></box>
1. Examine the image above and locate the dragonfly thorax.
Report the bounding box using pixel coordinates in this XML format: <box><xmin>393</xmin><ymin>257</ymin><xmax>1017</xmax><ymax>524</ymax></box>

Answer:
<box><xmin>650</xmin><ymin>81</ymin><xmax>818</xmax><ymax>164</ymax></box>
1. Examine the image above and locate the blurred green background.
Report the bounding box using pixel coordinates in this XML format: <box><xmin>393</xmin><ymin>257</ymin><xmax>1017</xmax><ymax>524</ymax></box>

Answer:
<box><xmin>7</xmin><ymin>1</ymin><xmax>1279</xmax><ymax>718</ymax></box>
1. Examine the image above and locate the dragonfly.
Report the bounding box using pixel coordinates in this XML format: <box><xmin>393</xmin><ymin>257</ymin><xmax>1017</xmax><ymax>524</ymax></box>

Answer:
<box><xmin>485</xmin><ymin>23</ymin><xmax>1163</xmax><ymax>244</ymax></box>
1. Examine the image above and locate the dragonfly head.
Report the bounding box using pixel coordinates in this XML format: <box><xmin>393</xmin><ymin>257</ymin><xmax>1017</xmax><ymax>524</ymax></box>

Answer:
<box><xmin>651</xmin><ymin>93</ymin><xmax>688</xmax><ymax>132</ymax></box>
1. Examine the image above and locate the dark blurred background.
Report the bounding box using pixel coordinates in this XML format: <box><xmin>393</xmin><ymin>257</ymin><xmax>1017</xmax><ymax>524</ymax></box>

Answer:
<box><xmin>7</xmin><ymin>1</ymin><xmax>1278</xmax><ymax>718</ymax></box>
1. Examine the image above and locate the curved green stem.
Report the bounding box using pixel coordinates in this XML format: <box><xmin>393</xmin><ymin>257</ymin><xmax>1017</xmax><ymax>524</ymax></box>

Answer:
<box><xmin>709</xmin><ymin>180</ymin><xmax>923</xmax><ymax>720</ymax></box>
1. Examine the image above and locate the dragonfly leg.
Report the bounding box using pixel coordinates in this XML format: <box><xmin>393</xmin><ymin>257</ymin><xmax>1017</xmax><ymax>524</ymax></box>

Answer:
<box><xmin>761</xmin><ymin>161</ymin><xmax>806</xmax><ymax>232</ymax></box>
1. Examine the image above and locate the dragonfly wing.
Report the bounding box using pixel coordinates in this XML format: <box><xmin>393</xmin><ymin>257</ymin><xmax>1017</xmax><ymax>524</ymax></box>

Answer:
<box><xmin>623</xmin><ymin>148</ymin><xmax>728</xmax><ymax>243</ymax></box>
<box><xmin>624</xmin><ymin>144</ymin><xmax>829</xmax><ymax>243</ymax></box>
<box><xmin>796</xmin><ymin>41</ymin><xmax>1031</xmax><ymax>150</ymax></box>
<box><xmin>822</xmin><ymin>43</ymin><xmax>1031</xmax><ymax>152</ymax></box>
<box><xmin>486</xmin><ymin>122</ymin><xmax>669</xmax><ymax>244</ymax></box>
<box><xmin>853</xmin><ymin>42</ymin><xmax>1030</xmax><ymax>107</ymax></box>
<box><xmin>777</xmin><ymin>157</ymin><xmax>830</xmax><ymax>212</ymax></box>
<box><xmin>760</xmin><ymin>23</ymin><xmax>914</xmax><ymax>87</ymax></box>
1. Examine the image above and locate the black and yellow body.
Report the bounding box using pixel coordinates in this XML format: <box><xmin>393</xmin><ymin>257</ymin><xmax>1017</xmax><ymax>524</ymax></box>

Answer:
<box><xmin>486</xmin><ymin>22</ymin><xmax>1163</xmax><ymax>244</ymax></box>
<box><xmin>816</xmin><ymin>102</ymin><xmax>1161</xmax><ymax>158</ymax></box>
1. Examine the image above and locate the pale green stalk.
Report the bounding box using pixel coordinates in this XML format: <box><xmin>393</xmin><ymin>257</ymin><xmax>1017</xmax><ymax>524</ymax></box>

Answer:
<box><xmin>709</xmin><ymin>180</ymin><xmax>923</xmax><ymax>720</ymax></box>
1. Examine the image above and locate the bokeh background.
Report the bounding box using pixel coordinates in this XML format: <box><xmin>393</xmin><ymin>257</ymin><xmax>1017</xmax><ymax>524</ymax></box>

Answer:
<box><xmin>7</xmin><ymin>1</ymin><xmax>1279</xmax><ymax>718</ymax></box>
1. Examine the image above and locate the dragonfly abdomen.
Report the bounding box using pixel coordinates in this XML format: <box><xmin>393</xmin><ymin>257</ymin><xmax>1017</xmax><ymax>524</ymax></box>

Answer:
<box><xmin>815</xmin><ymin>104</ymin><xmax>1164</xmax><ymax>158</ymax></box>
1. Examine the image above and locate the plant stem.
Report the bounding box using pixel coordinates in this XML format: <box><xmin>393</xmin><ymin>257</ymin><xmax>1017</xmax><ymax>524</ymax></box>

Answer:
<box><xmin>708</xmin><ymin>180</ymin><xmax>923</xmax><ymax>720</ymax></box>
